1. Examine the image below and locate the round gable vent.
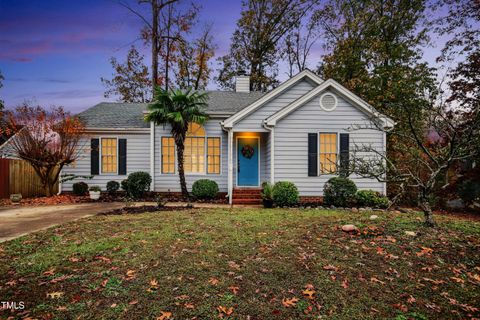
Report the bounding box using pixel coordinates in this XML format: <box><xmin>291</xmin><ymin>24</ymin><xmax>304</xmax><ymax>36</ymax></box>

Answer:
<box><xmin>319</xmin><ymin>93</ymin><xmax>337</xmax><ymax>111</ymax></box>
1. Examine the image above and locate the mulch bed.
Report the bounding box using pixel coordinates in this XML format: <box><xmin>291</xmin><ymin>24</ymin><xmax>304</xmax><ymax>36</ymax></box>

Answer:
<box><xmin>97</xmin><ymin>205</ymin><xmax>190</xmax><ymax>215</ymax></box>
<box><xmin>0</xmin><ymin>194</ymin><xmax>92</xmax><ymax>207</ymax></box>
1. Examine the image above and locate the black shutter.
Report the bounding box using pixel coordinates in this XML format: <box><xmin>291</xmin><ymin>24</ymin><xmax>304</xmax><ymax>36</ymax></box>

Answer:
<box><xmin>339</xmin><ymin>133</ymin><xmax>350</xmax><ymax>177</ymax></box>
<box><xmin>308</xmin><ymin>133</ymin><xmax>318</xmax><ymax>176</ymax></box>
<box><xmin>91</xmin><ymin>138</ymin><xmax>99</xmax><ymax>175</ymax></box>
<box><xmin>118</xmin><ymin>139</ymin><xmax>127</xmax><ymax>175</ymax></box>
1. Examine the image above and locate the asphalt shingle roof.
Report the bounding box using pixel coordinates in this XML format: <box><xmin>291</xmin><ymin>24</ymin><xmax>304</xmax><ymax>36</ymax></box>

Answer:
<box><xmin>77</xmin><ymin>91</ymin><xmax>265</xmax><ymax>128</ymax></box>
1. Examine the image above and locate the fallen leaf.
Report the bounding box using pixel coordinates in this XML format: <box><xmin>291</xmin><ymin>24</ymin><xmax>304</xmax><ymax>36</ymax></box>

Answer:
<box><xmin>110</xmin><ymin>303</ymin><xmax>117</xmax><ymax>308</ymax></box>
<box><xmin>156</xmin><ymin>311</ymin><xmax>172</xmax><ymax>320</ymax></box>
<box><xmin>302</xmin><ymin>288</ymin><xmax>315</xmax><ymax>300</ymax></box>
<box><xmin>46</xmin><ymin>291</ymin><xmax>64</xmax><ymax>299</ymax></box>
<box><xmin>43</xmin><ymin>268</ymin><xmax>56</xmax><ymax>276</ymax></box>
<box><xmin>282</xmin><ymin>297</ymin><xmax>299</xmax><ymax>308</ymax></box>
<box><xmin>184</xmin><ymin>303</ymin><xmax>195</xmax><ymax>309</ymax></box>
<box><xmin>341</xmin><ymin>279</ymin><xmax>349</xmax><ymax>289</ymax></box>
<box><xmin>125</xmin><ymin>269</ymin><xmax>136</xmax><ymax>280</ymax></box>
<box><xmin>129</xmin><ymin>300</ymin><xmax>138</xmax><ymax>305</ymax></box>
<box><xmin>416</xmin><ymin>247</ymin><xmax>433</xmax><ymax>257</ymax></box>
<box><xmin>370</xmin><ymin>277</ymin><xmax>385</xmax><ymax>285</ymax></box>
<box><xmin>323</xmin><ymin>265</ymin><xmax>339</xmax><ymax>272</ymax></box>
<box><xmin>148</xmin><ymin>278</ymin><xmax>159</xmax><ymax>292</ymax></box>
<box><xmin>208</xmin><ymin>277</ymin><xmax>220</xmax><ymax>285</ymax></box>
<box><xmin>407</xmin><ymin>295</ymin><xmax>416</xmax><ymax>304</ymax></box>
<box><xmin>217</xmin><ymin>305</ymin><xmax>234</xmax><ymax>315</ymax></box>
<box><xmin>5</xmin><ymin>280</ymin><xmax>16</xmax><ymax>286</ymax></box>
<box><xmin>228</xmin><ymin>286</ymin><xmax>239</xmax><ymax>295</ymax></box>
<box><xmin>450</xmin><ymin>276</ymin><xmax>465</xmax><ymax>284</ymax></box>
<box><xmin>56</xmin><ymin>306</ymin><xmax>67</xmax><ymax>311</ymax></box>
<box><xmin>392</xmin><ymin>303</ymin><xmax>408</xmax><ymax>312</ymax></box>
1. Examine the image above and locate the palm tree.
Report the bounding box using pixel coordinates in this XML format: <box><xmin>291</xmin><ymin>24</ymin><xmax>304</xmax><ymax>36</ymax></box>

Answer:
<box><xmin>145</xmin><ymin>87</ymin><xmax>209</xmax><ymax>197</ymax></box>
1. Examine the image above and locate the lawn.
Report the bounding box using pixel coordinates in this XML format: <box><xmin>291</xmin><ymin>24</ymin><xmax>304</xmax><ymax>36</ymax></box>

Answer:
<box><xmin>0</xmin><ymin>208</ymin><xmax>479</xmax><ymax>319</ymax></box>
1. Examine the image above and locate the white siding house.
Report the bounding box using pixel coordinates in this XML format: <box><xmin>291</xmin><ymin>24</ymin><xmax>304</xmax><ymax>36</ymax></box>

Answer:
<box><xmin>60</xmin><ymin>70</ymin><xmax>394</xmax><ymax>204</ymax></box>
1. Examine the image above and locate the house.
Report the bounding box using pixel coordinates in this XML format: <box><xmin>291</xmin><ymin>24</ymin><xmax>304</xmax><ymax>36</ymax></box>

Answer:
<box><xmin>61</xmin><ymin>70</ymin><xmax>394</xmax><ymax>204</ymax></box>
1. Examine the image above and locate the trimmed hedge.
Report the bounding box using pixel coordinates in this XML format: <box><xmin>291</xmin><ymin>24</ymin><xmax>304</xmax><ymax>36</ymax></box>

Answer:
<box><xmin>192</xmin><ymin>179</ymin><xmax>219</xmax><ymax>199</ymax></box>
<box><xmin>72</xmin><ymin>182</ymin><xmax>89</xmax><ymax>196</ymax></box>
<box><xmin>323</xmin><ymin>177</ymin><xmax>357</xmax><ymax>207</ymax></box>
<box><xmin>355</xmin><ymin>190</ymin><xmax>389</xmax><ymax>208</ymax></box>
<box><xmin>106</xmin><ymin>181</ymin><xmax>120</xmax><ymax>194</ymax></box>
<box><xmin>123</xmin><ymin>172</ymin><xmax>152</xmax><ymax>199</ymax></box>
<box><xmin>273</xmin><ymin>181</ymin><xmax>299</xmax><ymax>207</ymax></box>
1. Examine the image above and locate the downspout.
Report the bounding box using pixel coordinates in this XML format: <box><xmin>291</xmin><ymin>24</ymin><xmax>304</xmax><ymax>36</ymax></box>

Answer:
<box><xmin>150</xmin><ymin>121</ymin><xmax>155</xmax><ymax>191</ymax></box>
<box><xmin>227</xmin><ymin>128</ymin><xmax>233</xmax><ymax>205</ymax></box>
<box><xmin>262</xmin><ymin>121</ymin><xmax>275</xmax><ymax>185</ymax></box>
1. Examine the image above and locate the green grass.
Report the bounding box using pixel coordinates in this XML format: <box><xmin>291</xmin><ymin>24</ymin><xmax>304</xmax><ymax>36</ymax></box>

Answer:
<box><xmin>0</xmin><ymin>208</ymin><xmax>479</xmax><ymax>319</ymax></box>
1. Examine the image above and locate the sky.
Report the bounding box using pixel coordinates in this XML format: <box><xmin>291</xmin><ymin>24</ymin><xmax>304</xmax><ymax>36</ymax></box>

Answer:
<box><xmin>0</xmin><ymin>0</ymin><xmax>460</xmax><ymax>114</ymax></box>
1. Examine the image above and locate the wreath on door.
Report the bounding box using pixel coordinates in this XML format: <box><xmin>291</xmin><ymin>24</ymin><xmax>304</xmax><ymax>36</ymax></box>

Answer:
<box><xmin>241</xmin><ymin>145</ymin><xmax>255</xmax><ymax>159</ymax></box>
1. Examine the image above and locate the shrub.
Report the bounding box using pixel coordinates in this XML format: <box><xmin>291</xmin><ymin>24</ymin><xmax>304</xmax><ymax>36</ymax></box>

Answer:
<box><xmin>192</xmin><ymin>179</ymin><xmax>219</xmax><ymax>199</ymax></box>
<box><xmin>72</xmin><ymin>182</ymin><xmax>88</xmax><ymax>196</ymax></box>
<box><xmin>89</xmin><ymin>185</ymin><xmax>101</xmax><ymax>192</ymax></box>
<box><xmin>261</xmin><ymin>181</ymin><xmax>273</xmax><ymax>200</ymax></box>
<box><xmin>355</xmin><ymin>190</ymin><xmax>390</xmax><ymax>208</ymax></box>
<box><xmin>125</xmin><ymin>171</ymin><xmax>152</xmax><ymax>199</ymax></box>
<box><xmin>106</xmin><ymin>181</ymin><xmax>120</xmax><ymax>194</ymax></box>
<box><xmin>273</xmin><ymin>181</ymin><xmax>299</xmax><ymax>207</ymax></box>
<box><xmin>121</xmin><ymin>179</ymin><xmax>129</xmax><ymax>191</ymax></box>
<box><xmin>323</xmin><ymin>177</ymin><xmax>357</xmax><ymax>207</ymax></box>
<box><xmin>457</xmin><ymin>179</ymin><xmax>480</xmax><ymax>205</ymax></box>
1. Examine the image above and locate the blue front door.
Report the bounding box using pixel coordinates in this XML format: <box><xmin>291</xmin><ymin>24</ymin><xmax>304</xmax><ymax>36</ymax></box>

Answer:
<box><xmin>237</xmin><ymin>137</ymin><xmax>259</xmax><ymax>186</ymax></box>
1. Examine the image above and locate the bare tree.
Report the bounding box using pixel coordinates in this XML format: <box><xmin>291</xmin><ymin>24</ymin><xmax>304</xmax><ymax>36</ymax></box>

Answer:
<box><xmin>1</xmin><ymin>104</ymin><xmax>85</xmax><ymax>196</ymax></box>
<box><xmin>175</xmin><ymin>24</ymin><xmax>216</xmax><ymax>90</ymax></box>
<box><xmin>348</xmin><ymin>93</ymin><xmax>480</xmax><ymax>227</ymax></box>
<box><xmin>282</xmin><ymin>13</ymin><xmax>321</xmax><ymax>77</ymax></box>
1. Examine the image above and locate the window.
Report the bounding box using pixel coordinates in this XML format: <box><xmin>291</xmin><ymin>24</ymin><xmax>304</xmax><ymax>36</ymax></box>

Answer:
<box><xmin>161</xmin><ymin>123</ymin><xmax>221</xmax><ymax>175</ymax></box>
<box><xmin>161</xmin><ymin>137</ymin><xmax>175</xmax><ymax>173</ymax></box>
<box><xmin>207</xmin><ymin>137</ymin><xmax>221</xmax><ymax>174</ymax></box>
<box><xmin>101</xmin><ymin>138</ymin><xmax>117</xmax><ymax>173</ymax></box>
<box><xmin>319</xmin><ymin>133</ymin><xmax>337</xmax><ymax>174</ymax></box>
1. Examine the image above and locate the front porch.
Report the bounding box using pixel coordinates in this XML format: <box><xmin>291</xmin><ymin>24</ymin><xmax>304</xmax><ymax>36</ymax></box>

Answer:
<box><xmin>227</xmin><ymin>131</ymin><xmax>273</xmax><ymax>204</ymax></box>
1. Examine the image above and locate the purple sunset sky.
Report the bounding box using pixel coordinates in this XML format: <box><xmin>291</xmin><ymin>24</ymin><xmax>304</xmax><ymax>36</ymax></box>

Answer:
<box><xmin>0</xmin><ymin>0</ymin><xmax>456</xmax><ymax>114</ymax></box>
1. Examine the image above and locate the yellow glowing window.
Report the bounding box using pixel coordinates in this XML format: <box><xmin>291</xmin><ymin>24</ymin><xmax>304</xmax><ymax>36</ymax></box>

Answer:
<box><xmin>161</xmin><ymin>137</ymin><xmax>175</xmax><ymax>173</ymax></box>
<box><xmin>184</xmin><ymin>122</ymin><xmax>206</xmax><ymax>174</ymax></box>
<box><xmin>101</xmin><ymin>138</ymin><xmax>117</xmax><ymax>173</ymax></box>
<box><xmin>319</xmin><ymin>133</ymin><xmax>337</xmax><ymax>174</ymax></box>
<box><xmin>207</xmin><ymin>137</ymin><xmax>221</xmax><ymax>174</ymax></box>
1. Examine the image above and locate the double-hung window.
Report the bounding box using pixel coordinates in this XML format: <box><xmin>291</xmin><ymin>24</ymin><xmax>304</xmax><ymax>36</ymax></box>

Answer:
<box><xmin>319</xmin><ymin>133</ymin><xmax>337</xmax><ymax>174</ymax></box>
<box><xmin>161</xmin><ymin>123</ymin><xmax>221</xmax><ymax>175</ymax></box>
<box><xmin>101</xmin><ymin>138</ymin><xmax>117</xmax><ymax>174</ymax></box>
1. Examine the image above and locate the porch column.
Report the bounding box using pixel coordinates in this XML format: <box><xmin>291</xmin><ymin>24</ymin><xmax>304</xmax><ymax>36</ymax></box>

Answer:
<box><xmin>270</xmin><ymin>127</ymin><xmax>275</xmax><ymax>185</ymax></box>
<box><xmin>227</xmin><ymin>129</ymin><xmax>233</xmax><ymax>205</ymax></box>
<box><xmin>150</xmin><ymin>121</ymin><xmax>155</xmax><ymax>191</ymax></box>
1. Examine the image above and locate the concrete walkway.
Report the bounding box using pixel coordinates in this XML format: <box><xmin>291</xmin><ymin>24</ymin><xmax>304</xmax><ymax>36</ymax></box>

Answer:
<box><xmin>0</xmin><ymin>202</ymin><xmax>125</xmax><ymax>243</ymax></box>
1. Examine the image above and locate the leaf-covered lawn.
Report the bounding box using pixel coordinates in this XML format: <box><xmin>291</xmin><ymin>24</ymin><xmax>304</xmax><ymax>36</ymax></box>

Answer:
<box><xmin>0</xmin><ymin>208</ymin><xmax>479</xmax><ymax>319</ymax></box>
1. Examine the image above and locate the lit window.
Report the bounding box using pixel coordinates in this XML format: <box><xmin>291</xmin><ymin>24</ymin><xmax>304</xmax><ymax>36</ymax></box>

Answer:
<box><xmin>207</xmin><ymin>137</ymin><xmax>221</xmax><ymax>174</ymax></box>
<box><xmin>185</xmin><ymin>123</ymin><xmax>205</xmax><ymax>174</ymax></box>
<box><xmin>101</xmin><ymin>138</ymin><xmax>117</xmax><ymax>173</ymax></box>
<box><xmin>161</xmin><ymin>137</ymin><xmax>175</xmax><ymax>173</ymax></box>
<box><xmin>319</xmin><ymin>133</ymin><xmax>337</xmax><ymax>174</ymax></box>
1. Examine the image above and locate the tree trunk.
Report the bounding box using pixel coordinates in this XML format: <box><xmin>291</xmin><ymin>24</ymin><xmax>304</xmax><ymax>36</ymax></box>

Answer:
<box><xmin>176</xmin><ymin>141</ymin><xmax>189</xmax><ymax>198</ymax></box>
<box><xmin>419</xmin><ymin>196</ymin><xmax>436</xmax><ymax>228</ymax></box>
<box><xmin>151</xmin><ymin>1</ymin><xmax>159</xmax><ymax>92</ymax></box>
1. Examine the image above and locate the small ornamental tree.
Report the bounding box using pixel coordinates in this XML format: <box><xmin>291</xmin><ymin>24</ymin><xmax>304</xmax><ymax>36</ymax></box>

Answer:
<box><xmin>1</xmin><ymin>104</ymin><xmax>85</xmax><ymax>196</ymax></box>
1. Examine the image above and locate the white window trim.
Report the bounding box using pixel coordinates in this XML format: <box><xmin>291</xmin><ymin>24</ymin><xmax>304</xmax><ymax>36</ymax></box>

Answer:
<box><xmin>159</xmin><ymin>135</ymin><xmax>223</xmax><ymax>176</ymax></box>
<box><xmin>318</xmin><ymin>132</ymin><xmax>339</xmax><ymax>176</ymax></box>
<box><xmin>99</xmin><ymin>136</ymin><xmax>119</xmax><ymax>175</ymax></box>
<box><xmin>319</xmin><ymin>92</ymin><xmax>338</xmax><ymax>112</ymax></box>
<box><xmin>236</xmin><ymin>135</ymin><xmax>261</xmax><ymax>187</ymax></box>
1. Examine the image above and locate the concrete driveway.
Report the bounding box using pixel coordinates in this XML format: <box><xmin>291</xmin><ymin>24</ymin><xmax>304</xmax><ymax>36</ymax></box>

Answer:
<box><xmin>0</xmin><ymin>202</ymin><xmax>124</xmax><ymax>243</ymax></box>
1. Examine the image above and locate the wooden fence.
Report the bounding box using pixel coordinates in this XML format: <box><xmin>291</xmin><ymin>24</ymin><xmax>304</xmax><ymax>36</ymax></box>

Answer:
<box><xmin>0</xmin><ymin>159</ymin><xmax>58</xmax><ymax>198</ymax></box>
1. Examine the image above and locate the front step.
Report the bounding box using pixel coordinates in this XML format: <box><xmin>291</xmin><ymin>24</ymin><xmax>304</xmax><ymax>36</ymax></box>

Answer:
<box><xmin>232</xmin><ymin>188</ymin><xmax>262</xmax><ymax>205</ymax></box>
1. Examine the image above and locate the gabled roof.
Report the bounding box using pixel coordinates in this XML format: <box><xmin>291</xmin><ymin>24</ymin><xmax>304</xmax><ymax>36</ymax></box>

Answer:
<box><xmin>77</xmin><ymin>91</ymin><xmax>265</xmax><ymax>128</ymax></box>
<box><xmin>221</xmin><ymin>70</ymin><xmax>324</xmax><ymax>128</ymax></box>
<box><xmin>264</xmin><ymin>79</ymin><xmax>395</xmax><ymax>129</ymax></box>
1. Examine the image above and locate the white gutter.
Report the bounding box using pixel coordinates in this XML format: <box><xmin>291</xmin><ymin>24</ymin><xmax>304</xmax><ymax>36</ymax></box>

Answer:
<box><xmin>150</xmin><ymin>121</ymin><xmax>155</xmax><ymax>190</ymax></box>
<box><xmin>262</xmin><ymin>121</ymin><xmax>275</xmax><ymax>184</ymax></box>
